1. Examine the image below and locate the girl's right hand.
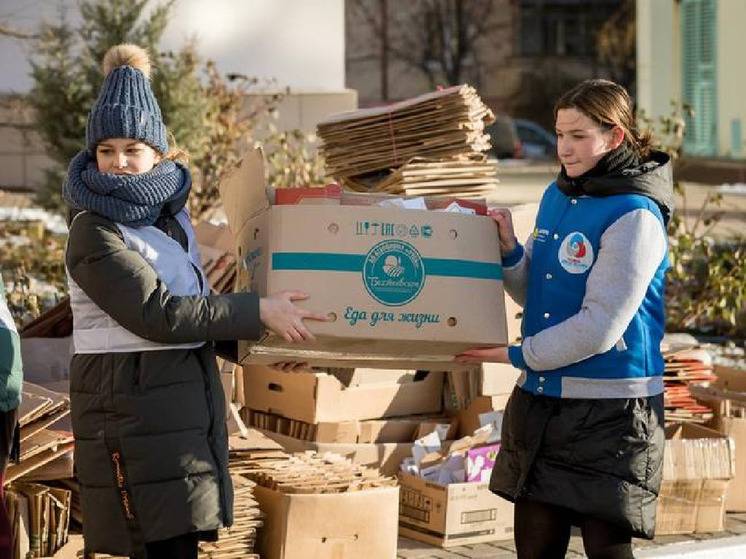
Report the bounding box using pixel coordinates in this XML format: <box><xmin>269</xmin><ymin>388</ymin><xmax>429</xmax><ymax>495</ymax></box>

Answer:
<box><xmin>259</xmin><ymin>291</ymin><xmax>330</xmax><ymax>343</ymax></box>
<box><xmin>488</xmin><ymin>208</ymin><xmax>518</xmax><ymax>256</ymax></box>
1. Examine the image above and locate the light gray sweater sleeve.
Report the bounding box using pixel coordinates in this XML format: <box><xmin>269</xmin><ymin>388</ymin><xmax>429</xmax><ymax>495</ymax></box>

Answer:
<box><xmin>520</xmin><ymin>209</ymin><xmax>667</xmax><ymax>371</ymax></box>
<box><xmin>503</xmin><ymin>235</ymin><xmax>534</xmax><ymax>307</ymax></box>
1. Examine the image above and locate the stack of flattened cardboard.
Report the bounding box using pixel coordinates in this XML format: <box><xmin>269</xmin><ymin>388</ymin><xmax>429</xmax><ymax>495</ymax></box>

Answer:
<box><xmin>343</xmin><ymin>154</ymin><xmax>498</xmax><ymax>199</ymax></box>
<box><xmin>318</xmin><ymin>85</ymin><xmax>494</xmax><ymax>181</ymax></box>
<box><xmin>664</xmin><ymin>348</ymin><xmax>716</xmax><ymax>424</ymax></box>
<box><xmin>656</xmin><ymin>423</ymin><xmax>735</xmax><ymax>535</ymax></box>
<box><xmin>7</xmin><ymin>382</ymin><xmax>72</xmax><ymax>484</ymax></box>
<box><xmin>230</xmin><ymin>446</ymin><xmax>399</xmax><ymax>559</ymax></box>
<box><xmin>239</xmin><ymin>366</ymin><xmax>449</xmax><ymax>475</ymax></box>
<box><xmin>5</xmin><ymin>482</ymin><xmax>72</xmax><ymax>558</ymax></box>
<box><xmin>688</xmin><ymin>364</ymin><xmax>746</xmax><ymax>512</ymax></box>
<box><xmin>246</xmin><ymin>409</ymin><xmax>456</xmax><ymax>445</ymax></box>
<box><xmin>197</xmin><ymin>475</ymin><xmax>263</xmax><ymax>559</ymax></box>
<box><xmin>4</xmin><ymin>383</ymin><xmax>74</xmax><ymax>558</ymax></box>
<box><xmin>318</xmin><ymin>85</ymin><xmax>497</xmax><ymax>199</ymax></box>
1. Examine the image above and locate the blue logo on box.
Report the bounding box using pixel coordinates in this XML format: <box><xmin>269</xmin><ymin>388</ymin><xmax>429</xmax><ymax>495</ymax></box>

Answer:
<box><xmin>363</xmin><ymin>240</ymin><xmax>425</xmax><ymax>306</ymax></box>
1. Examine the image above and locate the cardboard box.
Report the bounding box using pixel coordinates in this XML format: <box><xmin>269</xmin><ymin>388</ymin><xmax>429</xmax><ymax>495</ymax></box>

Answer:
<box><xmin>248</xmin><ymin>409</ymin><xmax>456</xmax><ymax>444</ymax></box>
<box><xmin>689</xmin><ymin>365</ymin><xmax>746</xmax><ymax>511</ymax></box>
<box><xmin>253</xmin><ymin>484</ymin><xmax>399</xmax><ymax>559</ymax></box>
<box><xmin>242</xmin><ymin>365</ymin><xmax>443</xmax><ymax>423</ymax></box>
<box><xmin>479</xmin><ymin>363</ymin><xmax>521</xmax><ymax>399</ymax></box>
<box><xmin>397</xmin><ymin>473</ymin><xmax>513</xmax><ymax>547</ymax></box>
<box><xmin>655</xmin><ymin>423</ymin><xmax>735</xmax><ymax>535</ymax></box>
<box><xmin>455</xmin><ymin>394</ymin><xmax>511</xmax><ymax>438</ymax></box>
<box><xmin>219</xmin><ymin>148</ymin><xmax>508</xmax><ymax>370</ymax></box>
<box><xmin>258</xmin><ymin>429</ymin><xmax>453</xmax><ymax>476</ymax></box>
<box><xmin>477</xmin><ymin>203</ymin><xmax>537</xmax><ymax>396</ymax></box>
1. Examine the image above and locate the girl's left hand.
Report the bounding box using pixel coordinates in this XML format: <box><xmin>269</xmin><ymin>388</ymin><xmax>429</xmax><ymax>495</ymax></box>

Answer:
<box><xmin>454</xmin><ymin>346</ymin><xmax>510</xmax><ymax>364</ymax></box>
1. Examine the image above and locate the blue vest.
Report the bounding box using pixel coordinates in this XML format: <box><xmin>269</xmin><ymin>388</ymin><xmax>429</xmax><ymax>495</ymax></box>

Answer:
<box><xmin>519</xmin><ymin>183</ymin><xmax>668</xmax><ymax>398</ymax></box>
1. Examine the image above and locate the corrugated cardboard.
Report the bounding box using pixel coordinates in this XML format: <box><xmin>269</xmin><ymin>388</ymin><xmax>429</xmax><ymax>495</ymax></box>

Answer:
<box><xmin>397</xmin><ymin>473</ymin><xmax>513</xmax><ymax>547</ymax></box>
<box><xmin>656</xmin><ymin>423</ymin><xmax>735</xmax><ymax>535</ymax></box>
<box><xmin>247</xmin><ymin>409</ymin><xmax>456</xmax><ymax>444</ymax></box>
<box><xmin>258</xmin><ymin>429</ymin><xmax>453</xmax><ymax>476</ymax></box>
<box><xmin>478</xmin><ymin>202</ymin><xmax>537</xmax><ymax>396</ymax></box>
<box><xmin>253</xmin><ymin>484</ymin><xmax>399</xmax><ymax>559</ymax></box>
<box><xmin>220</xmin><ymin>148</ymin><xmax>508</xmax><ymax>370</ymax></box>
<box><xmin>479</xmin><ymin>363</ymin><xmax>521</xmax><ymax>399</ymax></box>
<box><xmin>242</xmin><ymin>365</ymin><xmax>443</xmax><ymax>423</ymax></box>
<box><xmin>454</xmin><ymin>394</ymin><xmax>511</xmax><ymax>438</ymax></box>
<box><xmin>689</xmin><ymin>365</ymin><xmax>746</xmax><ymax>511</ymax></box>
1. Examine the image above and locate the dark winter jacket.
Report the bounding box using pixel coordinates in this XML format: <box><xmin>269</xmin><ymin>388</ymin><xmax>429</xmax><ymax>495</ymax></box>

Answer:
<box><xmin>65</xmin><ymin>210</ymin><xmax>261</xmax><ymax>556</ymax></box>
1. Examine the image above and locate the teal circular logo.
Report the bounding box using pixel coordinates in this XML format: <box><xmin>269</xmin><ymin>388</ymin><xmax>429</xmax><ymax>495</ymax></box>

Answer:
<box><xmin>363</xmin><ymin>240</ymin><xmax>426</xmax><ymax>306</ymax></box>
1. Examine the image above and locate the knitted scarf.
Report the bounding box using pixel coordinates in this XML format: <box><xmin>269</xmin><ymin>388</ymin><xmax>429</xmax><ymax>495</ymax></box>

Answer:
<box><xmin>63</xmin><ymin>150</ymin><xmax>191</xmax><ymax>227</ymax></box>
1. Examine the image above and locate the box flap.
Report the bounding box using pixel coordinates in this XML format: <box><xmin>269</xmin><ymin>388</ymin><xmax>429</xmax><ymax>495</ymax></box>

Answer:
<box><xmin>218</xmin><ymin>147</ymin><xmax>270</xmax><ymax>235</ymax></box>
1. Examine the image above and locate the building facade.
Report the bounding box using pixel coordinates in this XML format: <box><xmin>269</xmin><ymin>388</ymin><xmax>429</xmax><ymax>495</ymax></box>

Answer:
<box><xmin>637</xmin><ymin>0</ymin><xmax>746</xmax><ymax>159</ymax></box>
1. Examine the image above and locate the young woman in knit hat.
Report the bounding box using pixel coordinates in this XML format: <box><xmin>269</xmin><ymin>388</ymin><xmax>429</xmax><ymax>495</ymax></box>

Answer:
<box><xmin>457</xmin><ymin>79</ymin><xmax>674</xmax><ymax>558</ymax></box>
<box><xmin>63</xmin><ymin>44</ymin><xmax>327</xmax><ymax>559</ymax></box>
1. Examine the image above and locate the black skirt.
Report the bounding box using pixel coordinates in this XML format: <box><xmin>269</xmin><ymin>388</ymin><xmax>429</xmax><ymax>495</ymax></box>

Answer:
<box><xmin>490</xmin><ymin>385</ymin><xmax>665</xmax><ymax>539</ymax></box>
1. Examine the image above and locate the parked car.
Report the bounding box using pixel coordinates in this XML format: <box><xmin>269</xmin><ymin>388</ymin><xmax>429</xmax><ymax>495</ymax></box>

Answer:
<box><xmin>514</xmin><ymin>118</ymin><xmax>557</xmax><ymax>160</ymax></box>
<box><xmin>487</xmin><ymin>115</ymin><xmax>522</xmax><ymax>160</ymax></box>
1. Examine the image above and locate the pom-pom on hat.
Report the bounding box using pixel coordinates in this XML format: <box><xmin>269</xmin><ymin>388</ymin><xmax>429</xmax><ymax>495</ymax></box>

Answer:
<box><xmin>85</xmin><ymin>43</ymin><xmax>168</xmax><ymax>154</ymax></box>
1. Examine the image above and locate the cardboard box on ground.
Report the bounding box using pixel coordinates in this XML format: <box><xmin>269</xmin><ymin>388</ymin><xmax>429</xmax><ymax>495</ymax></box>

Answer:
<box><xmin>398</xmin><ymin>473</ymin><xmax>513</xmax><ymax>548</ymax></box>
<box><xmin>231</xmin><ymin>439</ymin><xmax>399</xmax><ymax>559</ymax></box>
<box><xmin>656</xmin><ymin>422</ymin><xmax>735</xmax><ymax>535</ymax></box>
<box><xmin>242</xmin><ymin>364</ymin><xmax>443</xmax><ymax>423</ymax></box>
<box><xmin>690</xmin><ymin>364</ymin><xmax>746</xmax><ymax>512</ymax></box>
<box><xmin>218</xmin><ymin>147</ymin><xmax>508</xmax><ymax>370</ymax></box>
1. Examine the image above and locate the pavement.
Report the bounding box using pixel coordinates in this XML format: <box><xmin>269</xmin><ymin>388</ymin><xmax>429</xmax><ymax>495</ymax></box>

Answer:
<box><xmin>397</xmin><ymin>512</ymin><xmax>746</xmax><ymax>558</ymax></box>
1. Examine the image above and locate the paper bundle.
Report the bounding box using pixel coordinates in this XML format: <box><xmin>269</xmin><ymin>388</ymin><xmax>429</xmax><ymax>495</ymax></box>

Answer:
<box><xmin>6</xmin><ymin>383</ymin><xmax>72</xmax><ymax>485</ymax></box>
<box><xmin>342</xmin><ymin>155</ymin><xmax>499</xmax><ymax>198</ymax></box>
<box><xmin>664</xmin><ymin>348</ymin><xmax>716</xmax><ymax>424</ymax></box>
<box><xmin>234</xmin><ymin>449</ymin><xmax>396</xmax><ymax>494</ymax></box>
<box><xmin>317</xmin><ymin>85</ymin><xmax>497</xmax><ymax>197</ymax></box>
<box><xmin>198</xmin><ymin>476</ymin><xmax>263</xmax><ymax>559</ymax></box>
<box><xmin>5</xmin><ymin>482</ymin><xmax>71</xmax><ymax>558</ymax></box>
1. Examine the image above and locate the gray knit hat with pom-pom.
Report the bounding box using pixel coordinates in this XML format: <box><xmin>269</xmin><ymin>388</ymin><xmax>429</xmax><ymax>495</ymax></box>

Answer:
<box><xmin>86</xmin><ymin>44</ymin><xmax>168</xmax><ymax>154</ymax></box>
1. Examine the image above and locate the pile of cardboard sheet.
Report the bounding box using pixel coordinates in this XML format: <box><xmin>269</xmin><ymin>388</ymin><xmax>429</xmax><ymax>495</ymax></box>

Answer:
<box><xmin>4</xmin><ymin>482</ymin><xmax>72</xmax><ymax>558</ymax></box>
<box><xmin>238</xmin><ymin>365</ymin><xmax>451</xmax><ymax>475</ymax></box>
<box><xmin>197</xmin><ymin>476</ymin><xmax>263</xmax><ymax>559</ymax></box>
<box><xmin>229</xmin><ymin>445</ymin><xmax>399</xmax><ymax>559</ymax></box>
<box><xmin>656</xmin><ymin>423</ymin><xmax>734</xmax><ymax>535</ymax></box>
<box><xmin>237</xmin><ymin>449</ymin><xmax>396</xmax><ymax>494</ymax></box>
<box><xmin>664</xmin><ymin>348</ymin><xmax>716</xmax><ymax>424</ymax></box>
<box><xmin>342</xmin><ymin>155</ymin><xmax>499</xmax><ymax>198</ymax></box>
<box><xmin>317</xmin><ymin>85</ymin><xmax>497</xmax><ymax>196</ymax></box>
<box><xmin>246</xmin><ymin>409</ymin><xmax>456</xmax><ymax>444</ymax></box>
<box><xmin>7</xmin><ymin>382</ymin><xmax>72</xmax><ymax>484</ymax></box>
